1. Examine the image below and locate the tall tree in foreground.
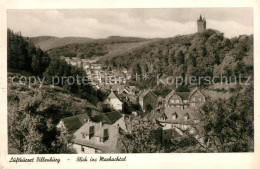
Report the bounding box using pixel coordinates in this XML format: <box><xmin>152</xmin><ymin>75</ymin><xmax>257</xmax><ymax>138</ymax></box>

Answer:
<box><xmin>198</xmin><ymin>86</ymin><xmax>254</xmax><ymax>152</ymax></box>
<box><xmin>8</xmin><ymin>91</ymin><xmax>76</xmax><ymax>154</ymax></box>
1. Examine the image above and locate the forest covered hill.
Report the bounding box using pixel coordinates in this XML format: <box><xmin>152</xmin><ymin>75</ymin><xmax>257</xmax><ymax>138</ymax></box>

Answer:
<box><xmin>99</xmin><ymin>29</ymin><xmax>253</xmax><ymax>92</ymax></box>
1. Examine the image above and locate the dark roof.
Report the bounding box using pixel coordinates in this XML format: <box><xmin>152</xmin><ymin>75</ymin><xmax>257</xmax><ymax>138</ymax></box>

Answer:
<box><xmin>91</xmin><ymin>111</ymin><xmax>122</xmax><ymax>124</ymax></box>
<box><xmin>61</xmin><ymin>113</ymin><xmax>90</xmax><ymax>133</ymax></box>
<box><xmin>105</xmin><ymin>111</ymin><xmax>122</xmax><ymax>124</ymax></box>
<box><xmin>91</xmin><ymin>114</ymin><xmax>111</xmax><ymax>124</ymax></box>
<box><xmin>177</xmin><ymin>92</ymin><xmax>190</xmax><ymax>100</ymax></box>
<box><xmin>138</xmin><ymin>90</ymin><xmax>157</xmax><ymax>98</ymax></box>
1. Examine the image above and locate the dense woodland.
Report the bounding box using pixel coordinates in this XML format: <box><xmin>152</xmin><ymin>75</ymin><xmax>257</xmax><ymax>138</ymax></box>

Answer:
<box><xmin>101</xmin><ymin>29</ymin><xmax>253</xmax><ymax>93</ymax></box>
<box><xmin>47</xmin><ymin>43</ymin><xmax>109</xmax><ymax>58</ymax></box>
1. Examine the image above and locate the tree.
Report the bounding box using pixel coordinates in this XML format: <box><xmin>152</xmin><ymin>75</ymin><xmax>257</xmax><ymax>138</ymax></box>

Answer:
<box><xmin>117</xmin><ymin>115</ymin><xmax>163</xmax><ymax>153</ymax></box>
<box><xmin>198</xmin><ymin>86</ymin><xmax>254</xmax><ymax>152</ymax></box>
<box><xmin>176</xmin><ymin>50</ymin><xmax>185</xmax><ymax>66</ymax></box>
<box><xmin>122</xmin><ymin>102</ymin><xmax>132</xmax><ymax>114</ymax></box>
<box><xmin>8</xmin><ymin>91</ymin><xmax>76</xmax><ymax>154</ymax></box>
<box><xmin>7</xmin><ymin>29</ymin><xmax>50</xmax><ymax>76</ymax></box>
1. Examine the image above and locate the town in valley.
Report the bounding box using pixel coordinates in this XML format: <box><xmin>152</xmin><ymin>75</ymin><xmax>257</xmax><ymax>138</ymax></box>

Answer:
<box><xmin>7</xmin><ymin>9</ymin><xmax>254</xmax><ymax>154</ymax></box>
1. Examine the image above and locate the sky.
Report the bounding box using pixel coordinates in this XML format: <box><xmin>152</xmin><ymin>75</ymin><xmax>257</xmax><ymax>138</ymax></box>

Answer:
<box><xmin>7</xmin><ymin>8</ymin><xmax>253</xmax><ymax>38</ymax></box>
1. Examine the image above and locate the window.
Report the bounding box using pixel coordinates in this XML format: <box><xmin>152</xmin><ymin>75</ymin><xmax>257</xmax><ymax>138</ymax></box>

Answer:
<box><xmin>89</xmin><ymin>126</ymin><xmax>95</xmax><ymax>134</ymax></box>
<box><xmin>81</xmin><ymin>146</ymin><xmax>84</xmax><ymax>152</ymax></box>
<box><xmin>103</xmin><ymin>129</ymin><xmax>109</xmax><ymax>142</ymax></box>
<box><xmin>172</xmin><ymin>113</ymin><xmax>178</xmax><ymax>120</ymax></box>
<box><xmin>170</xmin><ymin>99</ymin><xmax>175</xmax><ymax>103</ymax></box>
<box><xmin>184</xmin><ymin>113</ymin><xmax>190</xmax><ymax>121</ymax></box>
<box><xmin>171</xmin><ymin>125</ymin><xmax>174</xmax><ymax>128</ymax></box>
<box><xmin>176</xmin><ymin>100</ymin><xmax>179</xmax><ymax>103</ymax></box>
<box><xmin>95</xmin><ymin>149</ymin><xmax>101</xmax><ymax>153</ymax></box>
<box><xmin>82</xmin><ymin>133</ymin><xmax>85</xmax><ymax>138</ymax></box>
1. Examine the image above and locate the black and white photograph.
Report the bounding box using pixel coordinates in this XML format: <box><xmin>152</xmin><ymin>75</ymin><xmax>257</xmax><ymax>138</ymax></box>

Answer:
<box><xmin>5</xmin><ymin>8</ymin><xmax>255</xmax><ymax>155</ymax></box>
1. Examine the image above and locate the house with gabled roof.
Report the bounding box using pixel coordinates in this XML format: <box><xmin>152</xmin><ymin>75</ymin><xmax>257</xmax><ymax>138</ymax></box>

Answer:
<box><xmin>158</xmin><ymin>107</ymin><xmax>203</xmax><ymax>136</ymax></box>
<box><xmin>123</xmin><ymin>86</ymin><xmax>137</xmax><ymax>95</ymax></box>
<box><xmin>138</xmin><ymin>90</ymin><xmax>158</xmax><ymax>112</ymax></box>
<box><xmin>188</xmin><ymin>88</ymin><xmax>206</xmax><ymax>107</ymax></box>
<box><xmin>91</xmin><ymin>111</ymin><xmax>123</xmax><ymax>124</ymax></box>
<box><xmin>72</xmin><ymin>112</ymin><xmax>128</xmax><ymax>153</ymax></box>
<box><xmin>164</xmin><ymin>88</ymin><xmax>205</xmax><ymax>110</ymax></box>
<box><xmin>103</xmin><ymin>90</ymin><xmax>123</xmax><ymax>111</ymax></box>
<box><xmin>111</xmin><ymin>84</ymin><xmax>125</xmax><ymax>95</ymax></box>
<box><xmin>57</xmin><ymin>113</ymin><xmax>90</xmax><ymax>134</ymax></box>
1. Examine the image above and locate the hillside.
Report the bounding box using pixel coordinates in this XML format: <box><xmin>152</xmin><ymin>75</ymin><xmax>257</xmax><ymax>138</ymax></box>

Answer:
<box><xmin>8</xmin><ymin>69</ymin><xmax>99</xmax><ymax>119</ymax></box>
<box><xmin>30</xmin><ymin>35</ymin><xmax>148</xmax><ymax>51</ymax></box>
<box><xmin>8</xmin><ymin>28</ymin><xmax>102</xmax><ymax>105</ymax></box>
<box><xmin>100</xmin><ymin>29</ymin><xmax>253</xmax><ymax>92</ymax></box>
<box><xmin>30</xmin><ymin>36</ymin><xmax>56</xmax><ymax>44</ymax></box>
<box><xmin>47</xmin><ymin>39</ymin><xmax>155</xmax><ymax>59</ymax></box>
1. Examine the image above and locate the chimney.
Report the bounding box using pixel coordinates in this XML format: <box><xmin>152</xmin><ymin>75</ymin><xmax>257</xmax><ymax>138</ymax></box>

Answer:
<box><xmin>87</xmin><ymin>119</ymin><xmax>90</xmax><ymax>123</ymax></box>
<box><xmin>99</xmin><ymin>121</ymin><xmax>103</xmax><ymax>127</ymax></box>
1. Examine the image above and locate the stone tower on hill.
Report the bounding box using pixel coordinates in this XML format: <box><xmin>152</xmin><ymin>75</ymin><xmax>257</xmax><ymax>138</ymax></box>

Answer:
<box><xmin>197</xmin><ymin>15</ymin><xmax>206</xmax><ymax>33</ymax></box>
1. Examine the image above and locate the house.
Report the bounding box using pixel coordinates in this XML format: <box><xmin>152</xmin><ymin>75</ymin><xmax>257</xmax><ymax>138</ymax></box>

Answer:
<box><xmin>69</xmin><ymin>60</ymin><xmax>77</xmax><ymax>66</ymax></box>
<box><xmin>164</xmin><ymin>88</ymin><xmax>205</xmax><ymax>110</ymax></box>
<box><xmin>157</xmin><ymin>107</ymin><xmax>202</xmax><ymax>136</ymax></box>
<box><xmin>57</xmin><ymin>113</ymin><xmax>90</xmax><ymax>134</ymax></box>
<box><xmin>122</xmin><ymin>68</ymin><xmax>128</xmax><ymax>74</ymax></box>
<box><xmin>83</xmin><ymin>63</ymin><xmax>90</xmax><ymax>70</ymax></box>
<box><xmin>104</xmin><ymin>91</ymin><xmax>123</xmax><ymax>111</ymax></box>
<box><xmin>125</xmin><ymin>94</ymin><xmax>138</xmax><ymax>103</ymax></box>
<box><xmin>123</xmin><ymin>86</ymin><xmax>137</xmax><ymax>95</ymax></box>
<box><xmin>72</xmin><ymin>112</ymin><xmax>128</xmax><ymax>153</ymax></box>
<box><xmin>91</xmin><ymin>64</ymin><xmax>102</xmax><ymax>70</ymax></box>
<box><xmin>111</xmin><ymin>84</ymin><xmax>125</xmax><ymax>95</ymax></box>
<box><xmin>188</xmin><ymin>88</ymin><xmax>206</xmax><ymax>107</ymax></box>
<box><xmin>138</xmin><ymin>90</ymin><xmax>158</xmax><ymax>112</ymax></box>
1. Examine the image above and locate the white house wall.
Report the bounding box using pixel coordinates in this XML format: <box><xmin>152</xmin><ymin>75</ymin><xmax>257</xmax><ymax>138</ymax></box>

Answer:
<box><xmin>72</xmin><ymin>144</ymin><xmax>96</xmax><ymax>154</ymax></box>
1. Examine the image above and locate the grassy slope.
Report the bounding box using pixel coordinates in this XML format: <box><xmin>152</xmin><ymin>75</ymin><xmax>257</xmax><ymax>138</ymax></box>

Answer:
<box><xmin>31</xmin><ymin>37</ymin><xmax>94</xmax><ymax>51</ymax></box>
<box><xmin>31</xmin><ymin>36</ymin><xmax>149</xmax><ymax>51</ymax></box>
